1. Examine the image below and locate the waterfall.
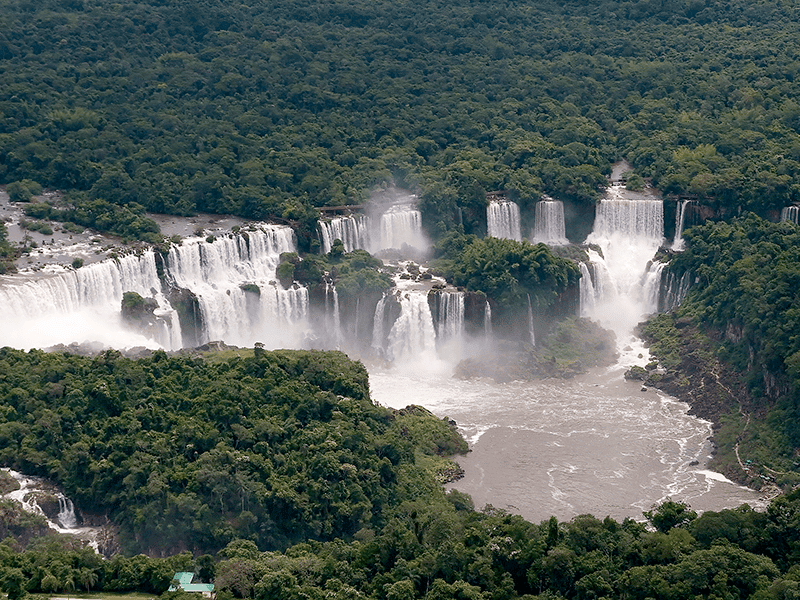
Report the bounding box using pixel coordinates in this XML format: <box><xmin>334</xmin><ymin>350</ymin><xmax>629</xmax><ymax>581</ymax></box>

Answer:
<box><xmin>57</xmin><ymin>496</ymin><xmax>78</xmax><ymax>529</ymax></box>
<box><xmin>526</xmin><ymin>293</ymin><xmax>536</xmax><ymax>346</ymax></box>
<box><xmin>0</xmin><ymin>223</ymin><xmax>309</xmax><ymax>352</ymax></box>
<box><xmin>642</xmin><ymin>261</ymin><xmax>667</xmax><ymax>314</ymax></box>
<box><xmin>579</xmin><ymin>262</ymin><xmax>596</xmax><ymax>316</ymax></box>
<box><xmin>781</xmin><ymin>206</ymin><xmax>800</xmax><ymax>224</ymax></box>
<box><xmin>387</xmin><ymin>291</ymin><xmax>437</xmax><ymax>364</ymax></box>
<box><xmin>487</xmin><ymin>201</ymin><xmax>522</xmax><ymax>241</ymax></box>
<box><xmin>584</xmin><ymin>186</ymin><xmax>665</xmax><ymax>343</ymax></box>
<box><xmin>376</xmin><ymin>205</ymin><xmax>426</xmax><ymax>252</ymax></box>
<box><xmin>325</xmin><ymin>282</ymin><xmax>343</xmax><ymax>349</ymax></box>
<box><xmin>434</xmin><ymin>291</ymin><xmax>465</xmax><ymax>343</ymax></box>
<box><xmin>371</xmin><ymin>293</ymin><xmax>387</xmax><ymax>355</ymax></box>
<box><xmin>531</xmin><ymin>199</ymin><xmax>568</xmax><ymax>245</ymax></box>
<box><xmin>672</xmin><ymin>199</ymin><xmax>691</xmax><ymax>250</ymax></box>
<box><xmin>659</xmin><ymin>270</ymin><xmax>692</xmax><ymax>313</ymax></box>
<box><xmin>354</xmin><ymin>296</ymin><xmax>360</xmax><ymax>341</ymax></box>
<box><xmin>166</xmin><ymin>225</ymin><xmax>308</xmax><ymax>348</ymax></box>
<box><xmin>0</xmin><ymin>249</ymin><xmax>178</xmax><ymax>350</ymax></box>
<box><xmin>319</xmin><ymin>215</ymin><xmax>371</xmax><ymax>253</ymax></box>
<box><xmin>591</xmin><ymin>196</ymin><xmax>664</xmax><ymax>240</ymax></box>
<box><xmin>484</xmin><ymin>301</ymin><xmax>493</xmax><ymax>340</ymax></box>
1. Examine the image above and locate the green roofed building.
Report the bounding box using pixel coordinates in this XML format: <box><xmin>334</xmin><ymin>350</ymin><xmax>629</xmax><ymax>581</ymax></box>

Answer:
<box><xmin>168</xmin><ymin>572</ymin><xmax>215</xmax><ymax>598</ymax></box>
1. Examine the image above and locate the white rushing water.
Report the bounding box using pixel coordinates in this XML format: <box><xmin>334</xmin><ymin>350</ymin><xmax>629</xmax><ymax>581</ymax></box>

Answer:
<box><xmin>167</xmin><ymin>225</ymin><xmax>308</xmax><ymax>348</ymax></box>
<box><xmin>0</xmin><ymin>250</ymin><xmax>174</xmax><ymax>350</ymax></box>
<box><xmin>370</xmin><ymin>181</ymin><xmax>761</xmax><ymax>524</ymax></box>
<box><xmin>434</xmin><ymin>291</ymin><xmax>465</xmax><ymax>343</ymax></box>
<box><xmin>386</xmin><ymin>290</ymin><xmax>438</xmax><ymax>366</ymax></box>
<box><xmin>0</xmin><ymin>223</ymin><xmax>307</xmax><ymax>351</ymax></box>
<box><xmin>672</xmin><ymin>199</ymin><xmax>692</xmax><ymax>251</ymax></box>
<box><xmin>2</xmin><ymin>468</ymin><xmax>102</xmax><ymax>550</ymax></box>
<box><xmin>487</xmin><ymin>200</ymin><xmax>522</xmax><ymax>241</ymax></box>
<box><xmin>0</xmin><ymin>186</ymin><xmax>764</xmax><ymax>527</ymax></box>
<box><xmin>531</xmin><ymin>199</ymin><xmax>569</xmax><ymax>245</ymax></box>
<box><xmin>781</xmin><ymin>206</ymin><xmax>800</xmax><ymax>224</ymax></box>
<box><xmin>583</xmin><ymin>184</ymin><xmax>665</xmax><ymax>351</ymax></box>
<box><xmin>319</xmin><ymin>215</ymin><xmax>371</xmax><ymax>253</ymax></box>
<box><xmin>318</xmin><ymin>204</ymin><xmax>428</xmax><ymax>255</ymax></box>
<box><xmin>376</xmin><ymin>205</ymin><xmax>427</xmax><ymax>253</ymax></box>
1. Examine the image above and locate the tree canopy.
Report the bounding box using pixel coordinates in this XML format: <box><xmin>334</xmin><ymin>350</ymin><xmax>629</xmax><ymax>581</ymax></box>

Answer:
<box><xmin>0</xmin><ymin>347</ymin><xmax>466</xmax><ymax>555</ymax></box>
<box><xmin>4</xmin><ymin>0</ymin><xmax>800</xmax><ymax>245</ymax></box>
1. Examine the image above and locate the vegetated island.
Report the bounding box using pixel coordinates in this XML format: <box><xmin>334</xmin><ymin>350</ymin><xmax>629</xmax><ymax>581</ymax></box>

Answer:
<box><xmin>454</xmin><ymin>317</ymin><xmax>618</xmax><ymax>382</ymax></box>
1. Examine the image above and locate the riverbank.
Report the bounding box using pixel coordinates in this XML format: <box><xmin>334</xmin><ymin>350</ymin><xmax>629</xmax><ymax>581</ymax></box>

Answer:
<box><xmin>627</xmin><ymin>312</ymin><xmax>796</xmax><ymax>494</ymax></box>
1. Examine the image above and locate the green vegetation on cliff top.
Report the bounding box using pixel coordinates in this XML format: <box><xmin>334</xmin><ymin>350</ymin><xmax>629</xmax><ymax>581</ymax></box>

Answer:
<box><xmin>4</xmin><ymin>0</ymin><xmax>800</xmax><ymax>246</ymax></box>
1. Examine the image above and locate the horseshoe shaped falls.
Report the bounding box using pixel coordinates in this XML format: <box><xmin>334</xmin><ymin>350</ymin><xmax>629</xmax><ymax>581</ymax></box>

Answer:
<box><xmin>0</xmin><ymin>186</ymin><xmax>763</xmax><ymax>524</ymax></box>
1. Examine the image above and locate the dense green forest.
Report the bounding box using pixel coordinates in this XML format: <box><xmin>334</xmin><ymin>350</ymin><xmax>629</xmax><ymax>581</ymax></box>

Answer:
<box><xmin>4</xmin><ymin>0</ymin><xmax>800</xmax><ymax>246</ymax></box>
<box><xmin>3</xmin><ymin>348</ymin><xmax>800</xmax><ymax>600</ymax></box>
<box><xmin>8</xmin><ymin>0</ymin><xmax>800</xmax><ymax>597</ymax></box>
<box><xmin>0</xmin><ymin>347</ymin><xmax>467</xmax><ymax>555</ymax></box>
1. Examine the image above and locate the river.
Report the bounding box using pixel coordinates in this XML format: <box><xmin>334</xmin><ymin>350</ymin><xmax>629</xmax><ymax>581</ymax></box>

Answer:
<box><xmin>369</xmin><ymin>360</ymin><xmax>764</xmax><ymax>524</ymax></box>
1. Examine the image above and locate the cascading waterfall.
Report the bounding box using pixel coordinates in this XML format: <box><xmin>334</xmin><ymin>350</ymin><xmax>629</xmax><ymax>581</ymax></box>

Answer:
<box><xmin>0</xmin><ymin>223</ymin><xmax>308</xmax><ymax>352</ymax></box>
<box><xmin>658</xmin><ymin>270</ymin><xmax>692</xmax><ymax>313</ymax></box>
<box><xmin>3</xmin><ymin>469</ymin><xmax>90</xmax><ymax>537</ymax></box>
<box><xmin>484</xmin><ymin>301</ymin><xmax>493</xmax><ymax>340</ymax></box>
<box><xmin>371</xmin><ymin>293</ymin><xmax>387</xmax><ymax>355</ymax></box>
<box><xmin>531</xmin><ymin>199</ymin><xmax>568</xmax><ymax>245</ymax></box>
<box><xmin>781</xmin><ymin>206</ymin><xmax>800</xmax><ymax>224</ymax></box>
<box><xmin>0</xmin><ymin>249</ymin><xmax>178</xmax><ymax>350</ymax></box>
<box><xmin>584</xmin><ymin>186</ymin><xmax>665</xmax><ymax>346</ymax></box>
<box><xmin>487</xmin><ymin>201</ymin><xmax>522</xmax><ymax>241</ymax></box>
<box><xmin>579</xmin><ymin>262</ymin><xmax>597</xmax><ymax>315</ymax></box>
<box><xmin>642</xmin><ymin>261</ymin><xmax>667</xmax><ymax>314</ymax></box>
<box><xmin>376</xmin><ymin>205</ymin><xmax>427</xmax><ymax>252</ymax></box>
<box><xmin>672</xmin><ymin>199</ymin><xmax>691</xmax><ymax>250</ymax></box>
<box><xmin>386</xmin><ymin>291</ymin><xmax>437</xmax><ymax>364</ymax></box>
<box><xmin>434</xmin><ymin>291</ymin><xmax>465</xmax><ymax>343</ymax></box>
<box><xmin>319</xmin><ymin>215</ymin><xmax>371</xmax><ymax>253</ymax></box>
<box><xmin>166</xmin><ymin>225</ymin><xmax>308</xmax><ymax>348</ymax></box>
<box><xmin>57</xmin><ymin>496</ymin><xmax>78</xmax><ymax>529</ymax></box>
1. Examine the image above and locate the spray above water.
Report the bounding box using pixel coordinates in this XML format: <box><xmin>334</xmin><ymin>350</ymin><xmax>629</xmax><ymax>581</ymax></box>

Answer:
<box><xmin>0</xmin><ymin>224</ymin><xmax>308</xmax><ymax>351</ymax></box>
<box><xmin>376</xmin><ymin>205</ymin><xmax>428</xmax><ymax>253</ymax></box>
<box><xmin>317</xmin><ymin>190</ymin><xmax>430</xmax><ymax>257</ymax></box>
<box><xmin>319</xmin><ymin>215</ymin><xmax>371</xmax><ymax>253</ymax></box>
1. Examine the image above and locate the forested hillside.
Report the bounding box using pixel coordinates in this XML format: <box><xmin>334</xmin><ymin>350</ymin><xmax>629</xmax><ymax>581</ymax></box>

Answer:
<box><xmin>0</xmin><ymin>347</ymin><xmax>467</xmax><ymax>555</ymax></box>
<box><xmin>3</xmin><ymin>0</ymin><xmax>800</xmax><ymax>245</ymax></box>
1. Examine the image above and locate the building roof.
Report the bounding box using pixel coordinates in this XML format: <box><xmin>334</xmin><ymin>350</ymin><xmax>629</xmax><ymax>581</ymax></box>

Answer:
<box><xmin>168</xmin><ymin>572</ymin><xmax>215</xmax><ymax>593</ymax></box>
